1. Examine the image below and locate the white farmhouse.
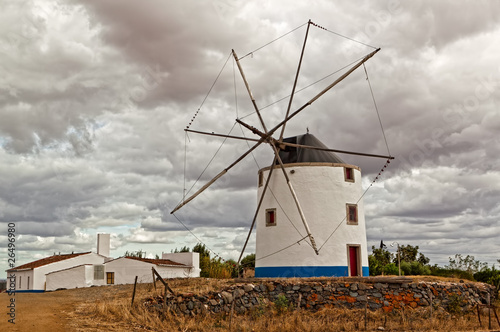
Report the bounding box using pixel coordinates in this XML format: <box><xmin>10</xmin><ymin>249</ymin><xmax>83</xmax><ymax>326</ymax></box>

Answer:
<box><xmin>7</xmin><ymin>252</ymin><xmax>107</xmax><ymax>292</ymax></box>
<box><xmin>255</xmin><ymin>134</ymin><xmax>369</xmax><ymax>278</ymax></box>
<box><xmin>7</xmin><ymin>234</ymin><xmax>200</xmax><ymax>292</ymax></box>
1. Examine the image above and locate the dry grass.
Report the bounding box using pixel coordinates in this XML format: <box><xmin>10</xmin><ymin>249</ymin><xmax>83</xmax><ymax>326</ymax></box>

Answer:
<box><xmin>71</xmin><ymin>278</ymin><xmax>499</xmax><ymax>331</ymax></box>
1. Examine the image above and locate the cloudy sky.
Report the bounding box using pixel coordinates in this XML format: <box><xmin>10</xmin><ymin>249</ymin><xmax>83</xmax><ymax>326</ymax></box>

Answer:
<box><xmin>1</xmin><ymin>0</ymin><xmax>499</xmax><ymax>274</ymax></box>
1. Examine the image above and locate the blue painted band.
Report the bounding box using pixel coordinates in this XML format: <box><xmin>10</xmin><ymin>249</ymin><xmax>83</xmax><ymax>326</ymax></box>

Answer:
<box><xmin>255</xmin><ymin>266</ymin><xmax>369</xmax><ymax>278</ymax></box>
<box><xmin>14</xmin><ymin>290</ymin><xmax>45</xmax><ymax>293</ymax></box>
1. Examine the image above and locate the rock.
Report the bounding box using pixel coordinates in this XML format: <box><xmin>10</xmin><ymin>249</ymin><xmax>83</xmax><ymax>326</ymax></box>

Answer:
<box><xmin>233</xmin><ymin>288</ymin><xmax>245</xmax><ymax>299</ymax></box>
<box><xmin>350</xmin><ymin>284</ymin><xmax>358</xmax><ymax>291</ymax></box>
<box><xmin>209</xmin><ymin>299</ymin><xmax>218</xmax><ymax>306</ymax></box>
<box><xmin>243</xmin><ymin>284</ymin><xmax>254</xmax><ymax>292</ymax></box>
<box><xmin>358</xmin><ymin>283</ymin><xmax>369</xmax><ymax>290</ymax></box>
<box><xmin>221</xmin><ymin>291</ymin><xmax>233</xmax><ymax>304</ymax></box>
<box><xmin>377</xmin><ymin>327</ymin><xmax>385</xmax><ymax>331</ymax></box>
<box><xmin>187</xmin><ymin>301</ymin><xmax>194</xmax><ymax>310</ymax></box>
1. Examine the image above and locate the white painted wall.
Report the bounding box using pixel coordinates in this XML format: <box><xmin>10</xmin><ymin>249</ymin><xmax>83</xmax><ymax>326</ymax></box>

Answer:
<box><xmin>31</xmin><ymin>253</ymin><xmax>107</xmax><ymax>290</ymax></box>
<box><xmin>45</xmin><ymin>264</ymin><xmax>106</xmax><ymax>291</ymax></box>
<box><xmin>11</xmin><ymin>270</ymin><xmax>33</xmax><ymax>291</ymax></box>
<box><xmin>255</xmin><ymin>163</ymin><xmax>369</xmax><ymax>274</ymax></box>
<box><xmin>162</xmin><ymin>252</ymin><xmax>200</xmax><ymax>277</ymax></box>
<box><xmin>105</xmin><ymin>258</ymin><xmax>195</xmax><ymax>285</ymax></box>
<box><xmin>97</xmin><ymin>233</ymin><xmax>110</xmax><ymax>257</ymax></box>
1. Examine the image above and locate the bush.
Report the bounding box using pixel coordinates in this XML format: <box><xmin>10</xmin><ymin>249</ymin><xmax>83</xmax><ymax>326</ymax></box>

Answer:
<box><xmin>383</xmin><ymin>263</ymin><xmax>400</xmax><ymax>275</ymax></box>
<box><xmin>430</xmin><ymin>266</ymin><xmax>474</xmax><ymax>280</ymax></box>
<box><xmin>400</xmin><ymin>261</ymin><xmax>411</xmax><ymax>276</ymax></box>
<box><xmin>274</xmin><ymin>294</ymin><xmax>289</xmax><ymax>315</ymax></box>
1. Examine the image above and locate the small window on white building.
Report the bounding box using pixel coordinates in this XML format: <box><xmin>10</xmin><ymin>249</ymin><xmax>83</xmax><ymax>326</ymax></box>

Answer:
<box><xmin>346</xmin><ymin>204</ymin><xmax>358</xmax><ymax>225</ymax></box>
<box><xmin>266</xmin><ymin>208</ymin><xmax>276</xmax><ymax>227</ymax></box>
<box><xmin>27</xmin><ymin>276</ymin><xmax>30</xmax><ymax>290</ymax></box>
<box><xmin>94</xmin><ymin>265</ymin><xmax>105</xmax><ymax>280</ymax></box>
<box><xmin>344</xmin><ymin>167</ymin><xmax>354</xmax><ymax>182</ymax></box>
<box><xmin>106</xmin><ymin>272</ymin><xmax>114</xmax><ymax>285</ymax></box>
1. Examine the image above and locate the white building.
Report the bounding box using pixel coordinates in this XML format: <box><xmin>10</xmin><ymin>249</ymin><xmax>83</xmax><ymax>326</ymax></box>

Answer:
<box><xmin>255</xmin><ymin>134</ymin><xmax>369</xmax><ymax>278</ymax></box>
<box><xmin>8</xmin><ymin>233</ymin><xmax>200</xmax><ymax>292</ymax></box>
<box><xmin>8</xmin><ymin>252</ymin><xmax>107</xmax><ymax>292</ymax></box>
<box><xmin>103</xmin><ymin>254</ymin><xmax>200</xmax><ymax>285</ymax></box>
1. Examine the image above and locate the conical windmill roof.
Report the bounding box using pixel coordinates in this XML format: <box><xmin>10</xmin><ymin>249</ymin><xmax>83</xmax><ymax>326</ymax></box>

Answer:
<box><xmin>277</xmin><ymin>133</ymin><xmax>345</xmax><ymax>164</ymax></box>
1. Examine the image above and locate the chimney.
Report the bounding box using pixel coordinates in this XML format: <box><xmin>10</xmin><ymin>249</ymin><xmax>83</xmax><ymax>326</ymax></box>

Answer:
<box><xmin>97</xmin><ymin>233</ymin><xmax>110</xmax><ymax>257</ymax></box>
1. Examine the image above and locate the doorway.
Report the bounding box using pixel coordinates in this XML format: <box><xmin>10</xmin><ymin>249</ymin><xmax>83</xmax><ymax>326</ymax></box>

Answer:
<box><xmin>348</xmin><ymin>245</ymin><xmax>361</xmax><ymax>277</ymax></box>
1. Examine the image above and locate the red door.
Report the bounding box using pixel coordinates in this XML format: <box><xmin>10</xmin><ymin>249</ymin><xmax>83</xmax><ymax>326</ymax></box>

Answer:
<box><xmin>349</xmin><ymin>246</ymin><xmax>358</xmax><ymax>276</ymax></box>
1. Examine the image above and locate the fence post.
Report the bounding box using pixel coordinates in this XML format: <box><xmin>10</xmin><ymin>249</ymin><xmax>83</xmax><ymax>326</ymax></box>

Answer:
<box><xmin>152</xmin><ymin>268</ymin><xmax>157</xmax><ymax>291</ymax></box>
<box><xmin>487</xmin><ymin>292</ymin><xmax>491</xmax><ymax>330</ymax></box>
<box><xmin>131</xmin><ymin>276</ymin><xmax>138</xmax><ymax>306</ymax></box>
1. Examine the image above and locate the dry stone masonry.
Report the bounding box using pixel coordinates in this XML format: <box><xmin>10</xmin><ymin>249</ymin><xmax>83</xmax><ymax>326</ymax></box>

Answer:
<box><xmin>144</xmin><ymin>277</ymin><xmax>496</xmax><ymax>316</ymax></box>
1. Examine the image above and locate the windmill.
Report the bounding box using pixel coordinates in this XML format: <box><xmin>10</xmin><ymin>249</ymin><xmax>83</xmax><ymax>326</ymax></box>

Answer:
<box><xmin>171</xmin><ymin>20</ymin><xmax>393</xmax><ymax>277</ymax></box>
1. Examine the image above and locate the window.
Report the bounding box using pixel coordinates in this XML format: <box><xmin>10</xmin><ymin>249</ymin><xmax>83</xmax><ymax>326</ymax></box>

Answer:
<box><xmin>344</xmin><ymin>167</ymin><xmax>354</xmax><ymax>182</ymax></box>
<box><xmin>106</xmin><ymin>272</ymin><xmax>115</xmax><ymax>284</ymax></box>
<box><xmin>94</xmin><ymin>265</ymin><xmax>105</xmax><ymax>280</ymax></box>
<box><xmin>19</xmin><ymin>276</ymin><xmax>21</xmax><ymax>289</ymax></box>
<box><xmin>266</xmin><ymin>208</ymin><xmax>276</xmax><ymax>227</ymax></box>
<box><xmin>27</xmin><ymin>276</ymin><xmax>30</xmax><ymax>290</ymax></box>
<box><xmin>346</xmin><ymin>204</ymin><xmax>358</xmax><ymax>224</ymax></box>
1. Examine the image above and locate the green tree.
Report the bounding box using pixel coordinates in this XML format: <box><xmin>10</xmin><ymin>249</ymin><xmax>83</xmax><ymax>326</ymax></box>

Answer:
<box><xmin>368</xmin><ymin>245</ymin><xmax>393</xmax><ymax>276</ymax></box>
<box><xmin>447</xmin><ymin>254</ymin><xmax>487</xmax><ymax>274</ymax></box>
<box><xmin>395</xmin><ymin>244</ymin><xmax>419</xmax><ymax>263</ymax></box>
<box><xmin>124</xmin><ymin>249</ymin><xmax>146</xmax><ymax>258</ymax></box>
<box><xmin>417</xmin><ymin>252</ymin><xmax>430</xmax><ymax>265</ymax></box>
<box><xmin>172</xmin><ymin>245</ymin><xmax>191</xmax><ymax>253</ymax></box>
<box><xmin>193</xmin><ymin>243</ymin><xmax>210</xmax><ymax>257</ymax></box>
<box><xmin>474</xmin><ymin>264</ymin><xmax>500</xmax><ymax>288</ymax></box>
<box><xmin>240</xmin><ymin>253</ymin><xmax>256</xmax><ymax>268</ymax></box>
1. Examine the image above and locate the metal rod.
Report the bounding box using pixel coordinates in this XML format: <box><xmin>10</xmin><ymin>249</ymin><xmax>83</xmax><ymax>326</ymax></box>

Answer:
<box><xmin>185</xmin><ymin>128</ymin><xmax>260</xmax><ymax>143</ymax></box>
<box><xmin>232</xmin><ymin>49</ymin><xmax>268</xmax><ymax>133</ymax></box>
<box><xmin>279</xmin><ymin>19</ymin><xmax>311</xmax><ymax>142</ymax></box>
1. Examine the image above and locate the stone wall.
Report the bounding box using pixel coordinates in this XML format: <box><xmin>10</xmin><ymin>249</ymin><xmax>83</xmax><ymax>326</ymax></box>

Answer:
<box><xmin>145</xmin><ymin>277</ymin><xmax>496</xmax><ymax>316</ymax></box>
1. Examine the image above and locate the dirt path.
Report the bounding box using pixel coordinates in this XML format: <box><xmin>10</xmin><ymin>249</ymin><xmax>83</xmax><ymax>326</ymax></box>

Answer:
<box><xmin>0</xmin><ymin>285</ymin><xmax>137</xmax><ymax>331</ymax></box>
<box><xmin>1</xmin><ymin>290</ymin><xmax>81</xmax><ymax>331</ymax></box>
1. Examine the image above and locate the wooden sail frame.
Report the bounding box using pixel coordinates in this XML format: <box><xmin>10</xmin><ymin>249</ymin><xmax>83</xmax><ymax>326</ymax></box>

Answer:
<box><xmin>170</xmin><ymin>20</ymin><xmax>392</xmax><ymax>268</ymax></box>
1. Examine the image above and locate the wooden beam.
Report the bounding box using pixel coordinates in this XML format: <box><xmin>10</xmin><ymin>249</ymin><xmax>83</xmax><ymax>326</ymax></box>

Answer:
<box><xmin>185</xmin><ymin>129</ymin><xmax>260</xmax><ymax>143</ymax></box>
<box><xmin>280</xmin><ymin>141</ymin><xmax>394</xmax><ymax>160</ymax></box>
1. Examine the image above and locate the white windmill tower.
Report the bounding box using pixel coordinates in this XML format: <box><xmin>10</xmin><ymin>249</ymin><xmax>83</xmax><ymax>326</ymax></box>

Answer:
<box><xmin>171</xmin><ymin>20</ymin><xmax>393</xmax><ymax>278</ymax></box>
<box><xmin>255</xmin><ymin>133</ymin><xmax>369</xmax><ymax>277</ymax></box>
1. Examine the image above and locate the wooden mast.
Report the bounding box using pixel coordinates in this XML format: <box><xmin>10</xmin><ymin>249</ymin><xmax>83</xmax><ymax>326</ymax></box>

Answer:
<box><xmin>171</xmin><ymin>47</ymin><xmax>382</xmax><ymax>215</ymax></box>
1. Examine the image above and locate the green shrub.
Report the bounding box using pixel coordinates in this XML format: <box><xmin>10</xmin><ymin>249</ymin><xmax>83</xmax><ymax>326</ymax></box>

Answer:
<box><xmin>383</xmin><ymin>263</ymin><xmax>400</xmax><ymax>275</ymax></box>
<box><xmin>274</xmin><ymin>294</ymin><xmax>289</xmax><ymax>315</ymax></box>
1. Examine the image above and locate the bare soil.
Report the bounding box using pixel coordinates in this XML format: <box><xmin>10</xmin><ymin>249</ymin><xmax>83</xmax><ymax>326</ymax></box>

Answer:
<box><xmin>0</xmin><ymin>284</ymin><xmax>138</xmax><ymax>331</ymax></box>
